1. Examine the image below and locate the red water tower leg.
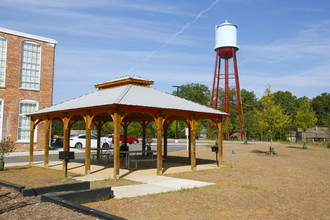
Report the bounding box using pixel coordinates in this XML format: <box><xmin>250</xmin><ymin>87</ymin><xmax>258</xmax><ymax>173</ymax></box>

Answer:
<box><xmin>215</xmin><ymin>59</ymin><xmax>221</xmax><ymax>109</ymax></box>
<box><xmin>232</xmin><ymin>48</ymin><xmax>244</xmax><ymax>139</ymax></box>
<box><xmin>224</xmin><ymin>58</ymin><xmax>230</xmax><ymax>140</ymax></box>
<box><xmin>210</xmin><ymin>53</ymin><xmax>219</xmax><ymax>108</ymax></box>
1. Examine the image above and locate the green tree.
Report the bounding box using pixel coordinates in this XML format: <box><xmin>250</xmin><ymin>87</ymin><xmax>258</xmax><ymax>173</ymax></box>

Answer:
<box><xmin>241</xmin><ymin>89</ymin><xmax>259</xmax><ymax>112</ymax></box>
<box><xmin>273</xmin><ymin>91</ymin><xmax>299</xmax><ymax>116</ymax></box>
<box><xmin>51</xmin><ymin>120</ymin><xmax>63</xmax><ymax>136</ymax></box>
<box><xmin>256</xmin><ymin>86</ymin><xmax>291</xmax><ymax>143</ymax></box>
<box><xmin>295</xmin><ymin>100</ymin><xmax>317</xmax><ymax>149</ymax></box>
<box><xmin>243</xmin><ymin>111</ymin><xmax>259</xmax><ymax>140</ymax></box>
<box><xmin>311</xmin><ymin>93</ymin><xmax>330</xmax><ymax>126</ymax></box>
<box><xmin>223</xmin><ymin>119</ymin><xmax>233</xmax><ymax>136</ymax></box>
<box><xmin>240</xmin><ymin>89</ymin><xmax>260</xmax><ymax>140</ymax></box>
<box><xmin>171</xmin><ymin>83</ymin><xmax>211</xmax><ymax>139</ymax></box>
<box><xmin>101</xmin><ymin>122</ymin><xmax>114</xmax><ymax>136</ymax></box>
<box><xmin>72</xmin><ymin>121</ymin><xmax>85</xmax><ymax>130</ymax></box>
<box><xmin>173</xmin><ymin>83</ymin><xmax>211</xmax><ymax>106</ymax></box>
<box><xmin>127</xmin><ymin>122</ymin><xmax>142</xmax><ymax>138</ymax></box>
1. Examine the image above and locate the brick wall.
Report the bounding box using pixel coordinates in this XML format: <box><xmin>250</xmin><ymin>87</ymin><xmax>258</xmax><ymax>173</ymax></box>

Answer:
<box><xmin>0</xmin><ymin>31</ymin><xmax>55</xmax><ymax>151</ymax></box>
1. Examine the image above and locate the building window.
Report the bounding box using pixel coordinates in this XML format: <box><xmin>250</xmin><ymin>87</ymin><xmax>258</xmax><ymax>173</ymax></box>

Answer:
<box><xmin>20</xmin><ymin>41</ymin><xmax>41</xmax><ymax>90</ymax></box>
<box><xmin>17</xmin><ymin>100</ymin><xmax>38</xmax><ymax>141</ymax></box>
<box><xmin>0</xmin><ymin>99</ymin><xmax>3</xmax><ymax>140</ymax></box>
<box><xmin>0</xmin><ymin>36</ymin><xmax>7</xmax><ymax>87</ymax></box>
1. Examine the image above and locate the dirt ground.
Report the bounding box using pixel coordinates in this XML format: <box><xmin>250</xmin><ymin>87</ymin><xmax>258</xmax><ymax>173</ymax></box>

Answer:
<box><xmin>1</xmin><ymin>142</ymin><xmax>330</xmax><ymax>219</ymax></box>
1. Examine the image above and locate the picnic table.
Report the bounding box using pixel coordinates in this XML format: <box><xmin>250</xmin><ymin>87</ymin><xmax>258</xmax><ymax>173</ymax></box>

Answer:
<box><xmin>91</xmin><ymin>147</ymin><xmax>113</xmax><ymax>163</ymax></box>
<box><xmin>120</xmin><ymin>150</ymin><xmax>157</xmax><ymax>169</ymax></box>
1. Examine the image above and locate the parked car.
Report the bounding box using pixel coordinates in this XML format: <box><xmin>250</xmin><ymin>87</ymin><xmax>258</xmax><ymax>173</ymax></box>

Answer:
<box><xmin>70</xmin><ymin>134</ymin><xmax>112</xmax><ymax>148</ymax></box>
<box><xmin>101</xmin><ymin>134</ymin><xmax>114</xmax><ymax>144</ymax></box>
<box><xmin>111</xmin><ymin>135</ymin><xmax>139</xmax><ymax>144</ymax></box>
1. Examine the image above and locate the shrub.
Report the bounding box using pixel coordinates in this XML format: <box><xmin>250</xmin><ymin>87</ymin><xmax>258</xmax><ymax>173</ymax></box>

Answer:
<box><xmin>0</xmin><ymin>137</ymin><xmax>15</xmax><ymax>160</ymax></box>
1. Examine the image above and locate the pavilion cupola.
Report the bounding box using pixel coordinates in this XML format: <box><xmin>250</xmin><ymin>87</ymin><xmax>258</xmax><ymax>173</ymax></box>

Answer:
<box><xmin>94</xmin><ymin>75</ymin><xmax>154</xmax><ymax>90</ymax></box>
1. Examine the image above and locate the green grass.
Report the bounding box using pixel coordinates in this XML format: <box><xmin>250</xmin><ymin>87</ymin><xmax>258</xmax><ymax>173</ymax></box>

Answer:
<box><xmin>240</xmin><ymin>184</ymin><xmax>260</xmax><ymax>190</ymax></box>
<box><xmin>205</xmin><ymin>204</ymin><xmax>220</xmax><ymax>211</ymax></box>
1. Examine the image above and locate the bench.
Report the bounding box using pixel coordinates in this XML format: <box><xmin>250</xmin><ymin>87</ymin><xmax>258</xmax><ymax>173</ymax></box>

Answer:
<box><xmin>129</xmin><ymin>156</ymin><xmax>157</xmax><ymax>169</ymax></box>
<box><xmin>91</xmin><ymin>153</ymin><xmax>113</xmax><ymax>163</ymax></box>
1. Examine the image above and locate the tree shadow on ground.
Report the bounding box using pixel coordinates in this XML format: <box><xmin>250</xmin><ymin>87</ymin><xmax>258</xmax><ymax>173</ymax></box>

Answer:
<box><xmin>251</xmin><ymin>150</ymin><xmax>268</xmax><ymax>154</ymax></box>
<box><xmin>288</xmin><ymin>146</ymin><xmax>303</xmax><ymax>149</ymax></box>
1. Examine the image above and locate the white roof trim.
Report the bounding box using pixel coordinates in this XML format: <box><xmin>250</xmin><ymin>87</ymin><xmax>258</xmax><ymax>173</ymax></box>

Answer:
<box><xmin>0</xmin><ymin>27</ymin><xmax>57</xmax><ymax>44</ymax></box>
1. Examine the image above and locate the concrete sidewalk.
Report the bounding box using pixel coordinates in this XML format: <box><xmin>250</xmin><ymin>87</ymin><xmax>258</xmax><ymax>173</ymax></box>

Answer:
<box><xmin>111</xmin><ymin>175</ymin><xmax>215</xmax><ymax>198</ymax></box>
<box><xmin>30</xmin><ymin>161</ymin><xmax>217</xmax><ymax>199</ymax></box>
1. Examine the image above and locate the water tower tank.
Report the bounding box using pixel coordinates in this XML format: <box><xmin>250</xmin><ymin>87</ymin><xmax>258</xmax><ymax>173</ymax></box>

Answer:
<box><xmin>215</xmin><ymin>21</ymin><xmax>239</xmax><ymax>59</ymax></box>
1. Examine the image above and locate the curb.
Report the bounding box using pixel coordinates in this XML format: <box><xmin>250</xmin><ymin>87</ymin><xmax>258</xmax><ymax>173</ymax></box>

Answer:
<box><xmin>0</xmin><ymin>180</ymin><xmax>25</xmax><ymax>192</ymax></box>
<box><xmin>1</xmin><ymin>180</ymin><xmax>123</xmax><ymax>220</ymax></box>
<box><xmin>22</xmin><ymin>181</ymin><xmax>90</xmax><ymax>197</ymax></box>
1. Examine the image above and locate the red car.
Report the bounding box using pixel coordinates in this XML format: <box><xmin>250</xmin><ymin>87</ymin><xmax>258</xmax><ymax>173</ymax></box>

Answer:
<box><xmin>112</xmin><ymin>135</ymin><xmax>139</xmax><ymax>144</ymax></box>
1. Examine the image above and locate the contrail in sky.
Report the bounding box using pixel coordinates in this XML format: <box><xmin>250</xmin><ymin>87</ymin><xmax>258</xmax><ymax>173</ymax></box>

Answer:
<box><xmin>127</xmin><ymin>0</ymin><xmax>220</xmax><ymax>73</ymax></box>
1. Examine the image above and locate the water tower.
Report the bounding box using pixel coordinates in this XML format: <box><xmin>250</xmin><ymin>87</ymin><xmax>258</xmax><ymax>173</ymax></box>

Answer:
<box><xmin>210</xmin><ymin>21</ymin><xmax>243</xmax><ymax>139</ymax></box>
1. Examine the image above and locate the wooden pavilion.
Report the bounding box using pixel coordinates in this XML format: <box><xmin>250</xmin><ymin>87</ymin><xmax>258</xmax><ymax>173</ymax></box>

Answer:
<box><xmin>27</xmin><ymin>75</ymin><xmax>228</xmax><ymax>178</ymax></box>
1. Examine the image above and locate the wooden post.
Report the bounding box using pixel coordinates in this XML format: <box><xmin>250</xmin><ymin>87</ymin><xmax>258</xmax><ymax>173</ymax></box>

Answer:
<box><xmin>122</xmin><ymin>122</ymin><xmax>129</xmax><ymax>145</ymax></box>
<box><xmin>62</xmin><ymin>116</ymin><xmax>70</xmax><ymax>170</ymax></box>
<box><xmin>44</xmin><ymin>119</ymin><xmax>51</xmax><ymax>167</ymax></box>
<box><xmin>29</xmin><ymin>119</ymin><xmax>35</xmax><ymax>166</ymax></box>
<box><xmin>189</xmin><ymin>118</ymin><xmax>197</xmax><ymax>170</ymax></box>
<box><xmin>112</xmin><ymin>109</ymin><xmax>122</xmax><ymax>178</ymax></box>
<box><xmin>154</xmin><ymin>114</ymin><xmax>164</xmax><ymax>175</ymax></box>
<box><xmin>187</xmin><ymin>123</ymin><xmax>191</xmax><ymax>165</ymax></box>
<box><xmin>84</xmin><ymin>115</ymin><xmax>93</xmax><ymax>175</ymax></box>
<box><xmin>163</xmin><ymin>122</ymin><xmax>168</xmax><ymax>160</ymax></box>
<box><xmin>141</xmin><ymin>120</ymin><xmax>147</xmax><ymax>155</ymax></box>
<box><xmin>96</xmin><ymin>120</ymin><xmax>102</xmax><ymax>160</ymax></box>
<box><xmin>216</xmin><ymin>118</ymin><xmax>223</xmax><ymax>167</ymax></box>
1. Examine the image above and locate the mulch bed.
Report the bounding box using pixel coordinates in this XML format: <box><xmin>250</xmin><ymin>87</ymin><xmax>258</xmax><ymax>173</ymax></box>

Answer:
<box><xmin>0</xmin><ymin>186</ymin><xmax>96</xmax><ymax>219</ymax></box>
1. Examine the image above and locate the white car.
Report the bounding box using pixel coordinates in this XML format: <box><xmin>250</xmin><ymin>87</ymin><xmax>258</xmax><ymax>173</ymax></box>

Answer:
<box><xmin>101</xmin><ymin>134</ymin><xmax>113</xmax><ymax>144</ymax></box>
<box><xmin>70</xmin><ymin>134</ymin><xmax>112</xmax><ymax>148</ymax></box>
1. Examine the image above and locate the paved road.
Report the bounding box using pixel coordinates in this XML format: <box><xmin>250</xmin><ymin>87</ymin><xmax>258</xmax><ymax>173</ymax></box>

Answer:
<box><xmin>4</xmin><ymin>139</ymin><xmax>237</xmax><ymax>166</ymax></box>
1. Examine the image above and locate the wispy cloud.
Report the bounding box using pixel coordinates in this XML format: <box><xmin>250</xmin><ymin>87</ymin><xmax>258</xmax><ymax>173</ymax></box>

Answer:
<box><xmin>243</xmin><ymin>20</ymin><xmax>330</xmax><ymax>64</ymax></box>
<box><xmin>0</xmin><ymin>0</ymin><xmax>191</xmax><ymax>16</ymax></box>
<box><xmin>127</xmin><ymin>0</ymin><xmax>220</xmax><ymax>72</ymax></box>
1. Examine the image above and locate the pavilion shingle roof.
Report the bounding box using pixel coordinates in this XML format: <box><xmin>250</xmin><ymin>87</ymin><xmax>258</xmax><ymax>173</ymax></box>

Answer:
<box><xmin>30</xmin><ymin>76</ymin><xmax>228</xmax><ymax>117</ymax></box>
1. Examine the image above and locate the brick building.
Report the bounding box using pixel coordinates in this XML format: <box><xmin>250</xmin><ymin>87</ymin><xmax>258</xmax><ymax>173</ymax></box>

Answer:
<box><xmin>0</xmin><ymin>27</ymin><xmax>57</xmax><ymax>150</ymax></box>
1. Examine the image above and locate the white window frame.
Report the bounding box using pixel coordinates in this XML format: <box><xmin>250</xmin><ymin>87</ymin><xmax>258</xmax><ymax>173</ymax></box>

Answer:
<box><xmin>0</xmin><ymin>36</ymin><xmax>7</xmax><ymax>87</ymax></box>
<box><xmin>20</xmin><ymin>41</ymin><xmax>41</xmax><ymax>90</ymax></box>
<box><xmin>17</xmin><ymin>100</ymin><xmax>38</xmax><ymax>142</ymax></box>
<box><xmin>0</xmin><ymin>99</ymin><xmax>3</xmax><ymax>140</ymax></box>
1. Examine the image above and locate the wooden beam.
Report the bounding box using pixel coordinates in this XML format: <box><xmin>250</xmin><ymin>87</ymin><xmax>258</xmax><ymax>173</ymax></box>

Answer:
<box><xmin>163</xmin><ymin>121</ymin><xmax>171</xmax><ymax>160</ymax></box>
<box><xmin>122</xmin><ymin>122</ymin><xmax>129</xmax><ymax>145</ymax></box>
<box><xmin>189</xmin><ymin>118</ymin><xmax>197</xmax><ymax>170</ymax></box>
<box><xmin>29</xmin><ymin>119</ymin><xmax>35</xmax><ymax>166</ymax></box>
<box><xmin>154</xmin><ymin>114</ymin><xmax>164</xmax><ymax>175</ymax></box>
<box><xmin>84</xmin><ymin>114</ymin><xmax>93</xmax><ymax>175</ymax></box>
<box><xmin>96</xmin><ymin>120</ymin><xmax>102</xmax><ymax>160</ymax></box>
<box><xmin>140</xmin><ymin>120</ymin><xmax>148</xmax><ymax>154</ymax></box>
<box><xmin>187</xmin><ymin>123</ymin><xmax>191</xmax><ymax>164</ymax></box>
<box><xmin>44</xmin><ymin>119</ymin><xmax>51</xmax><ymax>168</ymax></box>
<box><xmin>62</xmin><ymin>116</ymin><xmax>71</xmax><ymax>170</ymax></box>
<box><xmin>111</xmin><ymin>109</ymin><xmax>122</xmax><ymax>178</ymax></box>
<box><xmin>216</xmin><ymin>118</ymin><xmax>223</xmax><ymax>167</ymax></box>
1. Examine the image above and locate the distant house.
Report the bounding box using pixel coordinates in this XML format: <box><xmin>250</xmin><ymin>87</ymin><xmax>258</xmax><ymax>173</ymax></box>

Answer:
<box><xmin>0</xmin><ymin>27</ymin><xmax>57</xmax><ymax>150</ymax></box>
<box><xmin>287</xmin><ymin>127</ymin><xmax>329</xmax><ymax>143</ymax></box>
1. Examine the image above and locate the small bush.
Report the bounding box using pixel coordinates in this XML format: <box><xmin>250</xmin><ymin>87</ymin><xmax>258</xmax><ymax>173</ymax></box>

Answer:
<box><xmin>0</xmin><ymin>137</ymin><xmax>15</xmax><ymax>160</ymax></box>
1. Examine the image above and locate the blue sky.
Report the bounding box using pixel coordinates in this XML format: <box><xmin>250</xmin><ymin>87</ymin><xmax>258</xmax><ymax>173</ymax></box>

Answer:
<box><xmin>1</xmin><ymin>0</ymin><xmax>329</xmax><ymax>104</ymax></box>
